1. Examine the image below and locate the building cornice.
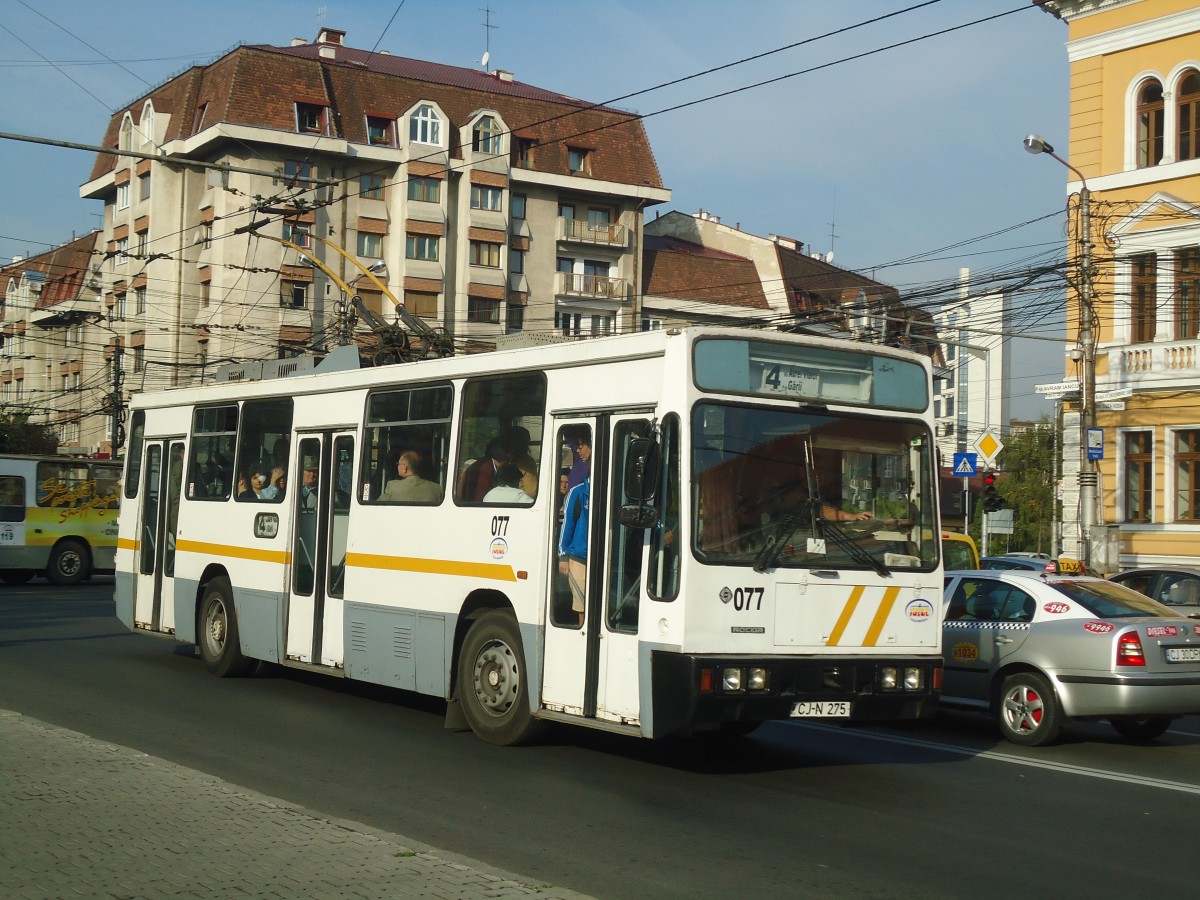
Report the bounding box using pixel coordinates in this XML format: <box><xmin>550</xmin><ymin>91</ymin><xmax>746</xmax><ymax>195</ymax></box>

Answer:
<box><xmin>1065</xmin><ymin>7</ymin><xmax>1200</xmax><ymax>62</ymax></box>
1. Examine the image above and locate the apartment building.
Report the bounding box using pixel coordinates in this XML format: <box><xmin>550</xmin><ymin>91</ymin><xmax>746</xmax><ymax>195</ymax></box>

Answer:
<box><xmin>1037</xmin><ymin>1</ymin><xmax>1200</xmax><ymax>566</ymax></box>
<box><xmin>0</xmin><ymin>233</ymin><xmax>117</xmax><ymax>455</ymax></box>
<box><xmin>80</xmin><ymin>26</ymin><xmax>668</xmax><ymax>400</ymax></box>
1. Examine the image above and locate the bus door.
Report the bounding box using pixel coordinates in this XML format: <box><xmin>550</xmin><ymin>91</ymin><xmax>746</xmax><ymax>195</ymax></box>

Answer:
<box><xmin>133</xmin><ymin>439</ymin><xmax>185</xmax><ymax>632</ymax></box>
<box><xmin>541</xmin><ymin>413</ymin><xmax>652</xmax><ymax>726</ymax></box>
<box><xmin>284</xmin><ymin>431</ymin><xmax>355</xmax><ymax>667</ymax></box>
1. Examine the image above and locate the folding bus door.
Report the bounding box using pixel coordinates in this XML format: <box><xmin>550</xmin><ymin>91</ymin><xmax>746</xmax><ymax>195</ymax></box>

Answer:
<box><xmin>133</xmin><ymin>439</ymin><xmax>184</xmax><ymax>632</ymax></box>
<box><xmin>284</xmin><ymin>431</ymin><xmax>355</xmax><ymax>667</ymax></box>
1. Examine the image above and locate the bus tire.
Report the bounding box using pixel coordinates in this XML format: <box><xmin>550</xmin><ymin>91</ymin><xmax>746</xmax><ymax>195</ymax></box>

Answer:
<box><xmin>198</xmin><ymin>577</ymin><xmax>254</xmax><ymax>677</ymax></box>
<box><xmin>457</xmin><ymin>610</ymin><xmax>545</xmax><ymax>746</ymax></box>
<box><xmin>47</xmin><ymin>539</ymin><xmax>89</xmax><ymax>586</ymax></box>
<box><xmin>1</xmin><ymin>570</ymin><xmax>36</xmax><ymax>585</ymax></box>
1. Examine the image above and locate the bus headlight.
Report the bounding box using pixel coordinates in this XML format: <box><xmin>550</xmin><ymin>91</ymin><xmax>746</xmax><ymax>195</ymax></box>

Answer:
<box><xmin>722</xmin><ymin>667</ymin><xmax>742</xmax><ymax>691</ymax></box>
<box><xmin>747</xmin><ymin>668</ymin><xmax>769</xmax><ymax>691</ymax></box>
<box><xmin>880</xmin><ymin>666</ymin><xmax>898</xmax><ymax>690</ymax></box>
<box><xmin>904</xmin><ymin>667</ymin><xmax>923</xmax><ymax>691</ymax></box>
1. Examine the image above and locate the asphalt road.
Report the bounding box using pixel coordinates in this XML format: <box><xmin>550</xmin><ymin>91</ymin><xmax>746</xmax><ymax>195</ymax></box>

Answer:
<box><xmin>3</xmin><ymin>580</ymin><xmax>1198</xmax><ymax>899</ymax></box>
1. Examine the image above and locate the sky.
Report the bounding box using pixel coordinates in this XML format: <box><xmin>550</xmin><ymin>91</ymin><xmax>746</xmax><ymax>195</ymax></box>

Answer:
<box><xmin>0</xmin><ymin>0</ymin><xmax>1072</xmax><ymax>425</ymax></box>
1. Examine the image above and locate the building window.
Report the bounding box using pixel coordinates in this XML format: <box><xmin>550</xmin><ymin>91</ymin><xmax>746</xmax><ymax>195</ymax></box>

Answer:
<box><xmin>200</xmin><ymin>224</ymin><xmax>212</xmax><ymax>249</ymax></box>
<box><xmin>133</xmin><ymin>347</ymin><xmax>144</xmax><ymax>374</ymax></box>
<box><xmin>192</xmin><ymin>103</ymin><xmax>208</xmax><ymax>134</ymax></box>
<box><xmin>201</xmin><ymin>282</ymin><xmax>211</xmax><ymax>308</ymax></box>
<box><xmin>409</xmin><ymin>104</ymin><xmax>441</xmax><ymax>145</ymax></box>
<box><xmin>281</xmin><ymin>282</ymin><xmax>307</xmax><ymax>308</ymax></box>
<box><xmin>366</xmin><ymin>116</ymin><xmax>392</xmax><ymax>146</ymax></box>
<box><xmin>1137</xmin><ymin>80</ymin><xmax>1164</xmax><ymax>168</ymax></box>
<box><xmin>1179</xmin><ymin>70</ymin><xmax>1200</xmax><ymax>163</ymax></box>
<box><xmin>357</xmin><ymin>232</ymin><xmax>382</xmax><ymax>258</ymax></box>
<box><xmin>557</xmin><ymin>256</ymin><xmax>573</xmax><ymax>274</ymax></box>
<box><xmin>407</xmin><ymin>176</ymin><xmax>440</xmax><ymax>203</ymax></box>
<box><xmin>283</xmin><ymin>222</ymin><xmax>310</xmax><ymax>248</ymax></box>
<box><xmin>510</xmin><ymin>249</ymin><xmax>525</xmax><ymax>275</ymax></box>
<box><xmin>136</xmin><ymin>231</ymin><xmax>147</xmax><ymax>258</ymax></box>
<box><xmin>512</xmin><ymin>193</ymin><xmax>527</xmax><ymax>220</ymax></box>
<box><xmin>587</xmin><ymin>207</ymin><xmax>612</xmax><ymax>234</ymax></box>
<box><xmin>567</xmin><ymin>147</ymin><xmax>589</xmax><ymax>173</ymax></box>
<box><xmin>470</xmin><ymin>185</ymin><xmax>503</xmax><ymax>211</ymax></box>
<box><xmin>115</xmin><ymin>237</ymin><xmax>128</xmax><ymax>265</ymax></box>
<box><xmin>139</xmin><ymin>172</ymin><xmax>151</xmax><ymax>201</ymax></box>
<box><xmin>360</xmin><ymin>173</ymin><xmax>384</xmax><ymax>200</ymax></box>
<box><xmin>473</xmin><ymin>115</ymin><xmax>502</xmax><ymax>154</ymax></box>
<box><xmin>135</xmin><ymin>287</ymin><xmax>146</xmax><ymax>315</ymax></box>
<box><xmin>506</xmin><ymin>302</ymin><xmax>524</xmax><ymax>333</ymax></box>
<box><xmin>284</xmin><ymin>160</ymin><xmax>314</xmax><ymax>187</ymax></box>
<box><xmin>295</xmin><ymin>103</ymin><xmax>327</xmax><ymax>135</ymax></box>
<box><xmin>467</xmin><ymin>297</ymin><xmax>500</xmax><ymax>323</ymax></box>
<box><xmin>1176</xmin><ymin>429</ymin><xmax>1200</xmax><ymax>521</ymax></box>
<box><xmin>1132</xmin><ymin>253</ymin><xmax>1157</xmax><ymax>343</ymax></box>
<box><xmin>641</xmin><ymin>317</ymin><xmax>663</xmax><ymax>331</ymax></box>
<box><xmin>514</xmin><ymin>137</ymin><xmax>535</xmax><ymax>169</ymax></box>
<box><xmin>117</xmin><ymin>182</ymin><xmax>130</xmax><ymax>210</ymax></box>
<box><xmin>1176</xmin><ymin>247</ymin><xmax>1200</xmax><ymax>339</ymax></box>
<box><xmin>556</xmin><ymin>311</ymin><xmax>613</xmax><ymax>336</ymax></box>
<box><xmin>405</xmin><ymin>234</ymin><xmax>439</xmax><ymax>261</ymax></box>
<box><xmin>1125</xmin><ymin>430</ymin><xmax>1153</xmax><ymax>523</ymax></box>
<box><xmin>406</xmin><ymin>290</ymin><xmax>438</xmax><ymax>318</ymax></box>
<box><xmin>470</xmin><ymin>241</ymin><xmax>501</xmax><ymax>268</ymax></box>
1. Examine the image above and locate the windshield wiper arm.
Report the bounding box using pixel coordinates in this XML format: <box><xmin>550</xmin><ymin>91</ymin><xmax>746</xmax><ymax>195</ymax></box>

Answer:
<box><xmin>752</xmin><ymin>497</ymin><xmax>818</xmax><ymax>573</ymax></box>
<box><xmin>819</xmin><ymin>517</ymin><xmax>891</xmax><ymax>577</ymax></box>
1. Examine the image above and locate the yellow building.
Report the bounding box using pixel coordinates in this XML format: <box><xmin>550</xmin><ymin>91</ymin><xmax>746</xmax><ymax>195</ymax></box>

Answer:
<box><xmin>1039</xmin><ymin>1</ymin><xmax>1200</xmax><ymax>570</ymax></box>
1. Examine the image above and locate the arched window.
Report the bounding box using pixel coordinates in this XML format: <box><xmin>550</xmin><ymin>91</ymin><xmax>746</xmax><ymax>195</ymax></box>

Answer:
<box><xmin>1178</xmin><ymin>70</ymin><xmax>1200</xmax><ymax>163</ymax></box>
<box><xmin>119</xmin><ymin>117</ymin><xmax>133</xmax><ymax>152</ymax></box>
<box><xmin>409</xmin><ymin>104</ymin><xmax>441</xmax><ymax>146</ymax></box>
<box><xmin>1137</xmin><ymin>79</ymin><xmax>1165</xmax><ymax>168</ymax></box>
<box><xmin>473</xmin><ymin>115</ymin><xmax>502</xmax><ymax>155</ymax></box>
<box><xmin>140</xmin><ymin>103</ymin><xmax>155</xmax><ymax>146</ymax></box>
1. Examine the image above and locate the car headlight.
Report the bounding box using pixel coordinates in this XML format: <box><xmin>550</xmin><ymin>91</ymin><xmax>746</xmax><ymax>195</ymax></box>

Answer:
<box><xmin>722</xmin><ymin>667</ymin><xmax>742</xmax><ymax>691</ymax></box>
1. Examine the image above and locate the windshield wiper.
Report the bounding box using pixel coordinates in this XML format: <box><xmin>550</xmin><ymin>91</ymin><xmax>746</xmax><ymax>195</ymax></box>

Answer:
<box><xmin>752</xmin><ymin>494</ymin><xmax>818</xmax><ymax>573</ymax></box>
<box><xmin>818</xmin><ymin>517</ymin><xmax>891</xmax><ymax>578</ymax></box>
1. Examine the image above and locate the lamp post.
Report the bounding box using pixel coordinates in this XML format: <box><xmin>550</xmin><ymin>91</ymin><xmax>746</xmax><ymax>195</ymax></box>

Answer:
<box><xmin>1024</xmin><ymin>133</ymin><xmax>1097</xmax><ymax>565</ymax></box>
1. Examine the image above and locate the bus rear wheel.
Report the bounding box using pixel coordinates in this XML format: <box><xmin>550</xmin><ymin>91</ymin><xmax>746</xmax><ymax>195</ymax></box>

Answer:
<box><xmin>198</xmin><ymin>577</ymin><xmax>254</xmax><ymax>677</ymax></box>
<box><xmin>48</xmin><ymin>539</ymin><xmax>89</xmax><ymax>586</ymax></box>
<box><xmin>458</xmin><ymin>610</ymin><xmax>545</xmax><ymax>746</ymax></box>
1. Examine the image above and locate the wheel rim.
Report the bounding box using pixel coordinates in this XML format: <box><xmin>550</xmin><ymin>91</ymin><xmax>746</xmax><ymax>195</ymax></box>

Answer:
<box><xmin>1002</xmin><ymin>682</ymin><xmax>1045</xmax><ymax>735</ymax></box>
<box><xmin>58</xmin><ymin>551</ymin><xmax>82</xmax><ymax>577</ymax></box>
<box><xmin>204</xmin><ymin>599</ymin><xmax>229</xmax><ymax>657</ymax></box>
<box><xmin>471</xmin><ymin>638</ymin><xmax>518</xmax><ymax>717</ymax></box>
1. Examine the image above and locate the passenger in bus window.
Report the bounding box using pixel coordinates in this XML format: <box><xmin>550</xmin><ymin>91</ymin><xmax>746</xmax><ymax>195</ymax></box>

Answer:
<box><xmin>558</xmin><ymin>435</ymin><xmax>590</xmax><ymax>626</ymax></box>
<box><xmin>483</xmin><ymin>464</ymin><xmax>533</xmax><ymax>504</ymax></box>
<box><xmin>258</xmin><ymin>467</ymin><xmax>285</xmax><ymax>500</ymax></box>
<box><xmin>500</xmin><ymin>426</ymin><xmax>538</xmax><ymax>498</ymax></box>
<box><xmin>380</xmin><ymin>450</ymin><xmax>441</xmax><ymax>503</ymax></box>
<box><xmin>300</xmin><ymin>458</ymin><xmax>319</xmax><ymax>509</ymax></box>
<box><xmin>458</xmin><ymin>437</ymin><xmax>510</xmax><ymax>501</ymax></box>
<box><xmin>236</xmin><ymin>471</ymin><xmax>256</xmax><ymax>501</ymax></box>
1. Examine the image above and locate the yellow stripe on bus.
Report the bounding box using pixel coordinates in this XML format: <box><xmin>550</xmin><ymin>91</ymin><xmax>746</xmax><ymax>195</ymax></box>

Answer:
<box><xmin>117</xmin><ymin>537</ymin><xmax>138</xmax><ymax>551</ymax></box>
<box><xmin>348</xmin><ymin>552</ymin><xmax>517</xmax><ymax>582</ymax></box>
<box><xmin>826</xmin><ymin>584</ymin><xmax>865</xmax><ymax>647</ymax></box>
<box><xmin>862</xmin><ymin>586</ymin><xmax>901</xmax><ymax>647</ymax></box>
<box><xmin>175</xmin><ymin>539</ymin><xmax>290</xmax><ymax>565</ymax></box>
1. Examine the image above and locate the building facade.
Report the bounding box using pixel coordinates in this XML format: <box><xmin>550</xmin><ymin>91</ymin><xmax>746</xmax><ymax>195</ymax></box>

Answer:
<box><xmin>79</xmin><ymin>27</ymin><xmax>668</xmax><ymax>411</ymax></box>
<box><xmin>1038</xmin><ymin>0</ymin><xmax>1200</xmax><ymax>568</ymax></box>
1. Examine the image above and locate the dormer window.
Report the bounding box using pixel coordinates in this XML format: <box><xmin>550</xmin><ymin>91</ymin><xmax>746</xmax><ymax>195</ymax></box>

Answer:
<box><xmin>473</xmin><ymin>115</ymin><xmax>502</xmax><ymax>155</ymax></box>
<box><xmin>567</xmin><ymin>146</ymin><xmax>589</xmax><ymax>174</ymax></box>
<box><xmin>515</xmin><ymin>137</ymin><xmax>536</xmax><ymax>169</ymax></box>
<box><xmin>296</xmin><ymin>102</ymin><xmax>328</xmax><ymax>135</ymax></box>
<box><xmin>140</xmin><ymin>103</ymin><xmax>155</xmax><ymax>146</ymax></box>
<box><xmin>410</xmin><ymin>104</ymin><xmax>441</xmax><ymax>146</ymax></box>
<box><xmin>119</xmin><ymin>117</ymin><xmax>133</xmax><ymax>151</ymax></box>
<box><xmin>366</xmin><ymin>116</ymin><xmax>393</xmax><ymax>146</ymax></box>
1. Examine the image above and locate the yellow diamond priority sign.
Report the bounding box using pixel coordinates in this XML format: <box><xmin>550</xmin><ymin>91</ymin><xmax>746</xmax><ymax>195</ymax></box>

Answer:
<box><xmin>974</xmin><ymin>430</ymin><xmax>1003</xmax><ymax>463</ymax></box>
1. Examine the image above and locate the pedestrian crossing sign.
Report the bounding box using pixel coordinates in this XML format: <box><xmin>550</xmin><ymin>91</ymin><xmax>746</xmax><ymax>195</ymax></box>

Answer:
<box><xmin>953</xmin><ymin>452</ymin><xmax>977</xmax><ymax>477</ymax></box>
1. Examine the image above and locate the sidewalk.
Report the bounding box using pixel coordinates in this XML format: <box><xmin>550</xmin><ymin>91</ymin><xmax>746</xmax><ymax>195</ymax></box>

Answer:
<box><xmin>0</xmin><ymin>710</ymin><xmax>591</xmax><ymax>899</ymax></box>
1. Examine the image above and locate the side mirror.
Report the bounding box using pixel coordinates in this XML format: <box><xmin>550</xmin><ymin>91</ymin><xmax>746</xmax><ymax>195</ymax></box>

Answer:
<box><xmin>619</xmin><ymin>504</ymin><xmax>658</xmax><ymax>529</ymax></box>
<box><xmin>623</xmin><ymin>436</ymin><xmax>661</xmax><ymax>502</ymax></box>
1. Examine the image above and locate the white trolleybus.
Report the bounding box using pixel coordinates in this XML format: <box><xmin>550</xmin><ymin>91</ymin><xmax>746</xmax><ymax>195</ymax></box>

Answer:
<box><xmin>115</xmin><ymin>326</ymin><xmax>943</xmax><ymax>744</ymax></box>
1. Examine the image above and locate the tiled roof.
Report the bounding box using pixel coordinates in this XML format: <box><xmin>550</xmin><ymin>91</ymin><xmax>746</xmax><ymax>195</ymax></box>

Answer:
<box><xmin>643</xmin><ymin>234</ymin><xmax>770</xmax><ymax>310</ymax></box>
<box><xmin>0</xmin><ymin>233</ymin><xmax>99</xmax><ymax>310</ymax></box>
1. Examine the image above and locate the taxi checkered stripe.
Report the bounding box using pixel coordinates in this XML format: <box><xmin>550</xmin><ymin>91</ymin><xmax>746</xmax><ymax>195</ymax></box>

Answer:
<box><xmin>945</xmin><ymin>622</ymin><xmax>1031</xmax><ymax>631</ymax></box>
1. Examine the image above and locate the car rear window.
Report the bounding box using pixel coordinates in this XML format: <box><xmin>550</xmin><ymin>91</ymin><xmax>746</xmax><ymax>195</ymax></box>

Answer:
<box><xmin>1046</xmin><ymin>579</ymin><xmax>1175</xmax><ymax>618</ymax></box>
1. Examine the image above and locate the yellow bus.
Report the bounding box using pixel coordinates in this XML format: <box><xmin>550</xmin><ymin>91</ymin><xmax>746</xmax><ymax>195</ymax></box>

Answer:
<box><xmin>0</xmin><ymin>454</ymin><xmax>121</xmax><ymax>585</ymax></box>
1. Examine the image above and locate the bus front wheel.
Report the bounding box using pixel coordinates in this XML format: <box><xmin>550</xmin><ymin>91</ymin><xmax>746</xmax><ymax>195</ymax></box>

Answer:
<box><xmin>48</xmin><ymin>540</ymin><xmax>89</xmax><ymax>586</ymax></box>
<box><xmin>198</xmin><ymin>577</ymin><xmax>254</xmax><ymax>677</ymax></box>
<box><xmin>457</xmin><ymin>610</ymin><xmax>545</xmax><ymax>746</ymax></box>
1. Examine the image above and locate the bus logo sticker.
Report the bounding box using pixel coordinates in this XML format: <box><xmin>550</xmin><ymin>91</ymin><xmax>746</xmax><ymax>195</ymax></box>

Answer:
<box><xmin>905</xmin><ymin>599</ymin><xmax>933</xmax><ymax>622</ymax></box>
<box><xmin>490</xmin><ymin>537</ymin><xmax>508</xmax><ymax>559</ymax></box>
<box><xmin>719</xmin><ymin>586</ymin><xmax>733</xmax><ymax>604</ymax></box>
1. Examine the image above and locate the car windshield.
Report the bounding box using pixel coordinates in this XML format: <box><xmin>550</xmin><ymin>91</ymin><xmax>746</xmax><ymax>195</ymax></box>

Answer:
<box><xmin>691</xmin><ymin>402</ymin><xmax>938</xmax><ymax>572</ymax></box>
<box><xmin>1046</xmin><ymin>579</ymin><xmax>1176</xmax><ymax>618</ymax></box>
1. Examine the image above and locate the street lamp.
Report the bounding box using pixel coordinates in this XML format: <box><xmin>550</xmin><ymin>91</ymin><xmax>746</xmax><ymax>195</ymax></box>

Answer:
<box><xmin>1024</xmin><ymin>133</ymin><xmax>1097</xmax><ymax>565</ymax></box>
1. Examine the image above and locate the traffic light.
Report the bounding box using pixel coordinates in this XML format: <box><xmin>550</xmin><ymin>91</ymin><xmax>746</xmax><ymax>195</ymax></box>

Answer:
<box><xmin>981</xmin><ymin>471</ymin><xmax>1007</xmax><ymax>513</ymax></box>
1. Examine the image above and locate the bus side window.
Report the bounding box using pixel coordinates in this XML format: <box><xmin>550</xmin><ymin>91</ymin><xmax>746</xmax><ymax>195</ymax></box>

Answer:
<box><xmin>455</xmin><ymin>372</ymin><xmax>546</xmax><ymax>504</ymax></box>
<box><xmin>361</xmin><ymin>385</ymin><xmax>452</xmax><ymax>505</ymax></box>
<box><xmin>191</xmin><ymin>405</ymin><xmax>238</xmax><ymax>500</ymax></box>
<box><xmin>0</xmin><ymin>475</ymin><xmax>24</xmax><ymax>522</ymax></box>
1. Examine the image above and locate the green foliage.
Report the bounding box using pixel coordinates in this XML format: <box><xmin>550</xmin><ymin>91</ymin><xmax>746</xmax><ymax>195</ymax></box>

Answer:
<box><xmin>0</xmin><ymin>408</ymin><xmax>57</xmax><ymax>455</ymax></box>
<box><xmin>972</xmin><ymin>418</ymin><xmax>1057</xmax><ymax>554</ymax></box>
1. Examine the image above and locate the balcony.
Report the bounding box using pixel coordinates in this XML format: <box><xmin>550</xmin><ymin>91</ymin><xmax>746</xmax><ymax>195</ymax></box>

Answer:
<box><xmin>1112</xmin><ymin>339</ymin><xmax>1200</xmax><ymax>393</ymax></box>
<box><xmin>559</xmin><ymin>217</ymin><xmax>626</xmax><ymax>248</ymax></box>
<box><xmin>558</xmin><ymin>272</ymin><xmax>626</xmax><ymax>301</ymax></box>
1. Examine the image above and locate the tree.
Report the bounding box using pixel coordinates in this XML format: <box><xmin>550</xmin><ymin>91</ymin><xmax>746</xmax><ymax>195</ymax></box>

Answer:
<box><xmin>973</xmin><ymin>418</ymin><xmax>1057</xmax><ymax>554</ymax></box>
<box><xmin>0</xmin><ymin>408</ymin><xmax>57</xmax><ymax>455</ymax></box>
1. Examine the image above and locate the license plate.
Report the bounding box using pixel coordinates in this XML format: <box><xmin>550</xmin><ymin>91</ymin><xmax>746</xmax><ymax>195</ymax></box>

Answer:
<box><xmin>790</xmin><ymin>700</ymin><xmax>851</xmax><ymax>718</ymax></box>
<box><xmin>1166</xmin><ymin>647</ymin><xmax>1200</xmax><ymax>663</ymax></box>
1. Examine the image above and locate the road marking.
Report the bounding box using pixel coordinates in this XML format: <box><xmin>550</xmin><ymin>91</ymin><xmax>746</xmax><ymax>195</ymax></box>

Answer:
<box><xmin>783</xmin><ymin>721</ymin><xmax>1200</xmax><ymax>796</ymax></box>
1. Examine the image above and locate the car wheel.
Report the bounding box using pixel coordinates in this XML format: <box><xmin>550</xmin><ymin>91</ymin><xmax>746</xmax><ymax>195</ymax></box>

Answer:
<box><xmin>457</xmin><ymin>609</ymin><xmax>545</xmax><ymax>746</ymax></box>
<box><xmin>47</xmin><ymin>539</ymin><xmax>89</xmax><ymax>586</ymax></box>
<box><xmin>197</xmin><ymin>577</ymin><xmax>254</xmax><ymax>677</ymax></box>
<box><xmin>1110</xmin><ymin>716</ymin><xmax>1171</xmax><ymax>741</ymax></box>
<box><xmin>997</xmin><ymin>672</ymin><xmax>1062</xmax><ymax>746</ymax></box>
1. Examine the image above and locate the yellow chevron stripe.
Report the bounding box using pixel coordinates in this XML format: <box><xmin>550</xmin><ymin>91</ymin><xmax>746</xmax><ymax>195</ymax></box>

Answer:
<box><xmin>826</xmin><ymin>584</ymin><xmax>865</xmax><ymax>647</ymax></box>
<box><xmin>863</xmin><ymin>586</ymin><xmax>902</xmax><ymax>646</ymax></box>
<box><xmin>175</xmin><ymin>538</ymin><xmax>290</xmax><ymax>565</ymax></box>
<box><xmin>348</xmin><ymin>552</ymin><xmax>518</xmax><ymax>582</ymax></box>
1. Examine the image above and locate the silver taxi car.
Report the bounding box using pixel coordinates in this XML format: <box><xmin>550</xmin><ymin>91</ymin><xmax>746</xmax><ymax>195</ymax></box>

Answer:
<box><xmin>942</xmin><ymin>564</ymin><xmax>1200</xmax><ymax>746</ymax></box>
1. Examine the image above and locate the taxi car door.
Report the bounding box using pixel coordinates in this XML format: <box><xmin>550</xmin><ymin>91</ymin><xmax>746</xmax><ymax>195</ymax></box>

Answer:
<box><xmin>943</xmin><ymin>575</ymin><xmax>1036</xmax><ymax>706</ymax></box>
